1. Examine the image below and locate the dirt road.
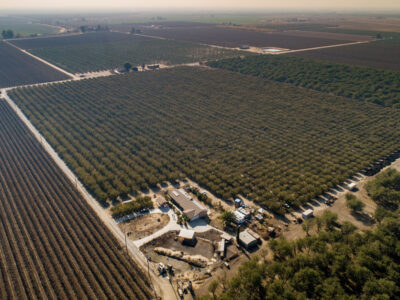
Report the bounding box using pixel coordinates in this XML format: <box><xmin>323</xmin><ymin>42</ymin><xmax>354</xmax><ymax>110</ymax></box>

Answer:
<box><xmin>135</xmin><ymin>31</ymin><xmax>374</xmax><ymax>56</ymax></box>
<box><xmin>1</xmin><ymin>91</ymin><xmax>177</xmax><ymax>300</ymax></box>
<box><xmin>277</xmin><ymin>40</ymin><xmax>373</xmax><ymax>55</ymax></box>
<box><xmin>4</xmin><ymin>40</ymin><xmax>77</xmax><ymax>79</ymax></box>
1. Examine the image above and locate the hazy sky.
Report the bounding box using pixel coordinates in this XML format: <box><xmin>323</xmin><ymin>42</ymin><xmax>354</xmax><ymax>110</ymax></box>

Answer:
<box><xmin>2</xmin><ymin>0</ymin><xmax>400</xmax><ymax>12</ymax></box>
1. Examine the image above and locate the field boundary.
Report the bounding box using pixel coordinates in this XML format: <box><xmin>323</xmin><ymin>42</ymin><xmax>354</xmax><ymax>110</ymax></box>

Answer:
<box><xmin>4</xmin><ymin>40</ymin><xmax>77</xmax><ymax>79</ymax></box>
<box><xmin>133</xmin><ymin>31</ymin><xmax>374</xmax><ymax>55</ymax></box>
<box><xmin>1</xmin><ymin>91</ymin><xmax>176</xmax><ymax>300</ymax></box>
<box><xmin>278</xmin><ymin>40</ymin><xmax>374</xmax><ymax>55</ymax></box>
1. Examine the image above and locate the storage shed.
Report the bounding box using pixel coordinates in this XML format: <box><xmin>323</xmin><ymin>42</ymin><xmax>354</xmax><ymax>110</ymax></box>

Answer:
<box><xmin>257</xmin><ymin>208</ymin><xmax>266</xmax><ymax>215</ymax></box>
<box><xmin>347</xmin><ymin>182</ymin><xmax>356</xmax><ymax>191</ymax></box>
<box><xmin>234</xmin><ymin>198</ymin><xmax>242</xmax><ymax>207</ymax></box>
<box><xmin>234</xmin><ymin>210</ymin><xmax>246</xmax><ymax>224</ymax></box>
<box><xmin>238</xmin><ymin>230</ymin><xmax>257</xmax><ymax>249</ymax></box>
<box><xmin>247</xmin><ymin>229</ymin><xmax>261</xmax><ymax>242</ymax></box>
<box><xmin>302</xmin><ymin>209</ymin><xmax>314</xmax><ymax>219</ymax></box>
<box><xmin>221</xmin><ymin>232</ymin><xmax>233</xmax><ymax>243</ymax></box>
<box><xmin>217</xmin><ymin>239</ymin><xmax>225</xmax><ymax>257</ymax></box>
<box><xmin>178</xmin><ymin>229</ymin><xmax>196</xmax><ymax>245</ymax></box>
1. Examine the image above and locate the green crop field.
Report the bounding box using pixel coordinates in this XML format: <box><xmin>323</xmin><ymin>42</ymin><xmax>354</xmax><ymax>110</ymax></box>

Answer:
<box><xmin>9</xmin><ymin>67</ymin><xmax>400</xmax><ymax>214</ymax></box>
<box><xmin>11</xmin><ymin>32</ymin><xmax>243</xmax><ymax>73</ymax></box>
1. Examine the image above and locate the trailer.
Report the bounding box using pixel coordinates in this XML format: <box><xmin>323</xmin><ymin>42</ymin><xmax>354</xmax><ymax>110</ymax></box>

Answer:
<box><xmin>302</xmin><ymin>209</ymin><xmax>314</xmax><ymax>219</ymax></box>
<box><xmin>347</xmin><ymin>182</ymin><xmax>356</xmax><ymax>191</ymax></box>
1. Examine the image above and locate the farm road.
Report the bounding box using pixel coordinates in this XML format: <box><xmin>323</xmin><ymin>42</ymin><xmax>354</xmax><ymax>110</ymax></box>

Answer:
<box><xmin>4</xmin><ymin>40</ymin><xmax>77</xmax><ymax>79</ymax></box>
<box><xmin>1</xmin><ymin>91</ymin><xmax>178</xmax><ymax>300</ymax></box>
<box><xmin>130</xmin><ymin>30</ymin><xmax>374</xmax><ymax>56</ymax></box>
<box><xmin>277</xmin><ymin>40</ymin><xmax>374</xmax><ymax>55</ymax></box>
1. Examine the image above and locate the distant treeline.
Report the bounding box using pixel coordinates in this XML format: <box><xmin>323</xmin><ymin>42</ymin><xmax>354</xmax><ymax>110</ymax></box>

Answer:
<box><xmin>207</xmin><ymin>55</ymin><xmax>400</xmax><ymax>108</ymax></box>
<box><xmin>2</xmin><ymin>29</ymin><xmax>19</xmax><ymax>39</ymax></box>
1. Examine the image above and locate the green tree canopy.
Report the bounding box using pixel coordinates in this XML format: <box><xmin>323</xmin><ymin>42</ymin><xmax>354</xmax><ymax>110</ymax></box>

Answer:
<box><xmin>219</xmin><ymin>210</ymin><xmax>235</xmax><ymax>227</ymax></box>
<box><xmin>346</xmin><ymin>193</ymin><xmax>365</xmax><ymax>213</ymax></box>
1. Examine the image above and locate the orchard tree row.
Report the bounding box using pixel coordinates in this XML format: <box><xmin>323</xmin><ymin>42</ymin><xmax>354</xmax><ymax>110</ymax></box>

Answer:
<box><xmin>0</xmin><ymin>101</ymin><xmax>152</xmax><ymax>299</ymax></box>
<box><xmin>9</xmin><ymin>67</ymin><xmax>400</xmax><ymax>214</ymax></box>
<box><xmin>11</xmin><ymin>32</ymin><xmax>244</xmax><ymax>73</ymax></box>
<box><xmin>207</xmin><ymin>54</ymin><xmax>400</xmax><ymax>108</ymax></box>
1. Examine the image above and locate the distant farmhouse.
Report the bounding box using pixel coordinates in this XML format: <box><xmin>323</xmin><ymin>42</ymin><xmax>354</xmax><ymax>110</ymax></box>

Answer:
<box><xmin>169</xmin><ymin>189</ymin><xmax>207</xmax><ymax>221</ymax></box>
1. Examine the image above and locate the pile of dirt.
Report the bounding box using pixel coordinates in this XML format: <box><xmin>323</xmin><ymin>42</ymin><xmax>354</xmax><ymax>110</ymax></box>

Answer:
<box><xmin>154</xmin><ymin>247</ymin><xmax>209</xmax><ymax>267</ymax></box>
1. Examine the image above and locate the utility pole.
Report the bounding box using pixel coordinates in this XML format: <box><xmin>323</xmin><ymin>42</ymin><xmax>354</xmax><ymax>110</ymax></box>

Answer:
<box><xmin>146</xmin><ymin>257</ymin><xmax>160</xmax><ymax>300</ymax></box>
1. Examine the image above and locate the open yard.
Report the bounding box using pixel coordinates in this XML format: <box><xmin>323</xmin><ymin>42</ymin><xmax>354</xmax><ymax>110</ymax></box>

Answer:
<box><xmin>120</xmin><ymin>213</ymin><xmax>170</xmax><ymax>240</ymax></box>
<box><xmin>10</xmin><ymin>31</ymin><xmax>243</xmax><ymax>73</ymax></box>
<box><xmin>139</xmin><ymin>25</ymin><xmax>365</xmax><ymax>49</ymax></box>
<box><xmin>0</xmin><ymin>41</ymin><xmax>70</xmax><ymax>88</ymax></box>
<box><xmin>140</xmin><ymin>229</ymin><xmax>234</xmax><ymax>275</ymax></box>
<box><xmin>8</xmin><ymin>67</ymin><xmax>400</xmax><ymax>214</ymax></box>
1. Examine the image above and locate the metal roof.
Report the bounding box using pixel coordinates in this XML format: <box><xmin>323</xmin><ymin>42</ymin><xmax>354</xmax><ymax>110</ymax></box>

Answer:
<box><xmin>178</xmin><ymin>229</ymin><xmax>195</xmax><ymax>240</ymax></box>
<box><xmin>239</xmin><ymin>230</ymin><xmax>257</xmax><ymax>246</ymax></box>
<box><xmin>169</xmin><ymin>189</ymin><xmax>207</xmax><ymax>220</ymax></box>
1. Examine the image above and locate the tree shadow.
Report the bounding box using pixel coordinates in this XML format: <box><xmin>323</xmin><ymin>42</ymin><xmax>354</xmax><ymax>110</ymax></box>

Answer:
<box><xmin>160</xmin><ymin>182</ymin><xmax>169</xmax><ymax>188</ymax></box>
<box><xmin>350</xmin><ymin>211</ymin><xmax>375</xmax><ymax>226</ymax></box>
<box><xmin>120</xmin><ymin>194</ymin><xmax>131</xmax><ymax>202</ymax></box>
<box><xmin>333</xmin><ymin>185</ymin><xmax>345</xmax><ymax>192</ymax></box>
<box><xmin>308</xmin><ymin>199</ymin><xmax>321</xmax><ymax>207</ymax></box>
<box><xmin>150</xmin><ymin>186</ymin><xmax>161</xmax><ymax>193</ymax></box>
<box><xmin>272</xmin><ymin>212</ymin><xmax>290</xmax><ymax>224</ymax></box>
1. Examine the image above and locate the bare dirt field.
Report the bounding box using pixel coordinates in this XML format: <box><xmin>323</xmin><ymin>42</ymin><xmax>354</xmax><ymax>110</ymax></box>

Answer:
<box><xmin>276</xmin><ymin>30</ymin><xmax>374</xmax><ymax>41</ymax></box>
<box><xmin>119</xmin><ymin>213</ymin><xmax>169</xmax><ymax>240</ymax></box>
<box><xmin>292</xmin><ymin>39</ymin><xmax>400</xmax><ymax>71</ymax></box>
<box><xmin>140</xmin><ymin>26</ymin><xmax>356</xmax><ymax>49</ymax></box>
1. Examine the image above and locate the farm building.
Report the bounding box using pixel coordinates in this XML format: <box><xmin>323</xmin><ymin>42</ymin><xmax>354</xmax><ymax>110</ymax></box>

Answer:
<box><xmin>237</xmin><ymin>207</ymin><xmax>250</xmax><ymax>219</ymax></box>
<box><xmin>178</xmin><ymin>229</ymin><xmax>196</xmax><ymax>245</ymax></box>
<box><xmin>302</xmin><ymin>209</ymin><xmax>314</xmax><ymax>219</ymax></box>
<box><xmin>234</xmin><ymin>198</ymin><xmax>242</xmax><ymax>207</ymax></box>
<box><xmin>155</xmin><ymin>197</ymin><xmax>168</xmax><ymax>208</ymax></box>
<box><xmin>221</xmin><ymin>232</ymin><xmax>233</xmax><ymax>243</ymax></box>
<box><xmin>217</xmin><ymin>239</ymin><xmax>225</xmax><ymax>257</ymax></box>
<box><xmin>233</xmin><ymin>210</ymin><xmax>246</xmax><ymax>224</ymax></box>
<box><xmin>255</xmin><ymin>214</ymin><xmax>264</xmax><ymax>222</ymax></box>
<box><xmin>169</xmin><ymin>189</ymin><xmax>207</xmax><ymax>221</ymax></box>
<box><xmin>238</xmin><ymin>230</ymin><xmax>257</xmax><ymax>249</ymax></box>
<box><xmin>147</xmin><ymin>64</ymin><xmax>160</xmax><ymax>70</ymax></box>
<box><xmin>247</xmin><ymin>229</ymin><xmax>261</xmax><ymax>242</ymax></box>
